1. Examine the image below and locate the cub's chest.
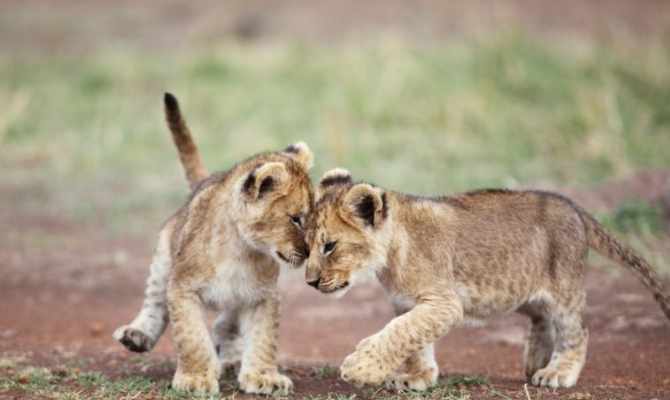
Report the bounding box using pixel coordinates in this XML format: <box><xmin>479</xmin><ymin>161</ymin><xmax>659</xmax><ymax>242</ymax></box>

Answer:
<box><xmin>199</xmin><ymin>260</ymin><xmax>277</xmax><ymax>309</ymax></box>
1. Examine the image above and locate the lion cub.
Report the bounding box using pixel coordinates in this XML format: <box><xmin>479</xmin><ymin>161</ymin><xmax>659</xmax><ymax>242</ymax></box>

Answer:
<box><xmin>113</xmin><ymin>93</ymin><xmax>314</xmax><ymax>395</ymax></box>
<box><xmin>304</xmin><ymin>168</ymin><xmax>670</xmax><ymax>390</ymax></box>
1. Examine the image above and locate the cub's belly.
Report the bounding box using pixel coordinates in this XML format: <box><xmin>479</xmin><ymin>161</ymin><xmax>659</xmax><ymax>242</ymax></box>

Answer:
<box><xmin>455</xmin><ymin>281</ymin><xmax>533</xmax><ymax>319</ymax></box>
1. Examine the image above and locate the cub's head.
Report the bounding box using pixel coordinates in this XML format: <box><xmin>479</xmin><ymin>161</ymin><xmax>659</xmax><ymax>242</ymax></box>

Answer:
<box><xmin>235</xmin><ymin>142</ymin><xmax>314</xmax><ymax>268</ymax></box>
<box><xmin>304</xmin><ymin>168</ymin><xmax>389</xmax><ymax>297</ymax></box>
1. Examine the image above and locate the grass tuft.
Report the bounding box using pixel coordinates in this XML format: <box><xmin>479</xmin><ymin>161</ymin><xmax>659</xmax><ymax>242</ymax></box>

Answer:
<box><xmin>445</xmin><ymin>375</ymin><xmax>489</xmax><ymax>387</ymax></box>
<box><xmin>312</xmin><ymin>365</ymin><xmax>340</xmax><ymax>379</ymax></box>
<box><xmin>601</xmin><ymin>201</ymin><xmax>664</xmax><ymax>235</ymax></box>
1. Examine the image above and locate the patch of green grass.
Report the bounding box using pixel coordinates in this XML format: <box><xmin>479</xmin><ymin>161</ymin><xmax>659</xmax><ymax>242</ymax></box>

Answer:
<box><xmin>306</xmin><ymin>394</ymin><xmax>358</xmax><ymax>400</ymax></box>
<box><xmin>486</xmin><ymin>387</ymin><xmax>515</xmax><ymax>400</ymax></box>
<box><xmin>2</xmin><ymin>34</ymin><xmax>670</xmax><ymax>233</ymax></box>
<box><xmin>444</xmin><ymin>375</ymin><xmax>489</xmax><ymax>387</ymax></box>
<box><xmin>75</xmin><ymin>371</ymin><xmax>107</xmax><ymax>388</ymax></box>
<box><xmin>343</xmin><ymin>375</ymin><xmax>488</xmax><ymax>400</ymax></box>
<box><xmin>311</xmin><ymin>365</ymin><xmax>340</xmax><ymax>379</ymax></box>
<box><xmin>0</xmin><ymin>365</ymin><xmax>194</xmax><ymax>400</ymax></box>
<box><xmin>600</xmin><ymin>201</ymin><xmax>664</xmax><ymax>235</ymax></box>
<box><xmin>591</xmin><ymin>204</ymin><xmax>670</xmax><ymax>276</ymax></box>
<box><xmin>0</xmin><ymin>366</ymin><xmax>55</xmax><ymax>394</ymax></box>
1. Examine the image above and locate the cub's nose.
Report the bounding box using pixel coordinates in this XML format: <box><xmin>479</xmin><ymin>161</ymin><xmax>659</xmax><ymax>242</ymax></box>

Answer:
<box><xmin>307</xmin><ymin>278</ymin><xmax>320</xmax><ymax>289</ymax></box>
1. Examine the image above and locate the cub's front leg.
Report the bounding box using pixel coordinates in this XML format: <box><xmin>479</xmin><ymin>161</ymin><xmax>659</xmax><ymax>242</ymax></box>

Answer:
<box><xmin>341</xmin><ymin>294</ymin><xmax>463</xmax><ymax>388</ymax></box>
<box><xmin>168</xmin><ymin>286</ymin><xmax>221</xmax><ymax>394</ymax></box>
<box><xmin>212</xmin><ymin>307</ymin><xmax>243</xmax><ymax>373</ymax></box>
<box><xmin>385</xmin><ymin>343</ymin><xmax>438</xmax><ymax>391</ymax></box>
<box><xmin>237</xmin><ymin>295</ymin><xmax>293</xmax><ymax>395</ymax></box>
<box><xmin>385</xmin><ymin>300</ymin><xmax>439</xmax><ymax>391</ymax></box>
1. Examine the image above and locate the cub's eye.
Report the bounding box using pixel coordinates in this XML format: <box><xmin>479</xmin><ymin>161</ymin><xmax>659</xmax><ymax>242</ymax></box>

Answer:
<box><xmin>290</xmin><ymin>215</ymin><xmax>303</xmax><ymax>228</ymax></box>
<box><xmin>323</xmin><ymin>241</ymin><xmax>337</xmax><ymax>255</ymax></box>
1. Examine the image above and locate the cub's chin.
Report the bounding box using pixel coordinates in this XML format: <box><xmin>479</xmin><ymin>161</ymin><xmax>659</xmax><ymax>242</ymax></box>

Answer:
<box><xmin>319</xmin><ymin>281</ymin><xmax>351</xmax><ymax>299</ymax></box>
<box><xmin>323</xmin><ymin>266</ymin><xmax>377</xmax><ymax>298</ymax></box>
<box><xmin>321</xmin><ymin>282</ymin><xmax>351</xmax><ymax>299</ymax></box>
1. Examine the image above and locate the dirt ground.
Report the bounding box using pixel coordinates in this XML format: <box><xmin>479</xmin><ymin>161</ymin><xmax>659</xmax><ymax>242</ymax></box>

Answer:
<box><xmin>1</xmin><ymin>172</ymin><xmax>670</xmax><ymax>399</ymax></box>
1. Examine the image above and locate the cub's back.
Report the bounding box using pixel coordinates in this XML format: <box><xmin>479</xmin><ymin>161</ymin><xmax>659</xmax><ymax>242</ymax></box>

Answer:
<box><xmin>449</xmin><ymin>189</ymin><xmax>585</xmax><ymax>235</ymax></box>
<box><xmin>442</xmin><ymin>190</ymin><xmax>588</xmax><ymax>274</ymax></box>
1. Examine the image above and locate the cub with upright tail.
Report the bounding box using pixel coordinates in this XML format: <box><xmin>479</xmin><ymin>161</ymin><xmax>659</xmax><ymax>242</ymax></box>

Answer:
<box><xmin>113</xmin><ymin>93</ymin><xmax>314</xmax><ymax>395</ymax></box>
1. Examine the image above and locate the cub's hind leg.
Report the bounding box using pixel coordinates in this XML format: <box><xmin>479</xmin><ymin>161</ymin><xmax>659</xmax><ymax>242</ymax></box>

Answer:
<box><xmin>531</xmin><ymin>290</ymin><xmax>588</xmax><ymax>388</ymax></box>
<box><xmin>528</xmin><ymin>218</ymin><xmax>589</xmax><ymax>389</ymax></box>
<box><xmin>212</xmin><ymin>307</ymin><xmax>243</xmax><ymax>373</ymax></box>
<box><xmin>113</xmin><ymin>224</ymin><xmax>172</xmax><ymax>352</ymax></box>
<box><xmin>385</xmin><ymin>299</ymin><xmax>438</xmax><ymax>391</ymax></box>
<box><xmin>522</xmin><ymin>313</ymin><xmax>555</xmax><ymax>380</ymax></box>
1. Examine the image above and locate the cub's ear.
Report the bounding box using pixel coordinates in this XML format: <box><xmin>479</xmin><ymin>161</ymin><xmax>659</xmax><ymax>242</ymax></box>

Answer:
<box><xmin>242</xmin><ymin>162</ymin><xmax>288</xmax><ymax>201</ymax></box>
<box><xmin>341</xmin><ymin>183</ymin><xmax>386</xmax><ymax>227</ymax></box>
<box><xmin>316</xmin><ymin>168</ymin><xmax>352</xmax><ymax>201</ymax></box>
<box><xmin>283</xmin><ymin>142</ymin><xmax>314</xmax><ymax>170</ymax></box>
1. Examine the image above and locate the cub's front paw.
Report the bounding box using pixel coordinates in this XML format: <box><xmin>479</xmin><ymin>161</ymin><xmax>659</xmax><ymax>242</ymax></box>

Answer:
<box><xmin>238</xmin><ymin>370</ymin><xmax>293</xmax><ymax>395</ymax></box>
<box><xmin>340</xmin><ymin>348</ymin><xmax>391</xmax><ymax>387</ymax></box>
<box><xmin>531</xmin><ymin>365</ymin><xmax>579</xmax><ymax>388</ymax></box>
<box><xmin>385</xmin><ymin>368</ymin><xmax>438</xmax><ymax>391</ymax></box>
<box><xmin>172</xmin><ymin>371</ymin><xmax>219</xmax><ymax>394</ymax></box>
<box><xmin>112</xmin><ymin>325</ymin><xmax>155</xmax><ymax>353</ymax></box>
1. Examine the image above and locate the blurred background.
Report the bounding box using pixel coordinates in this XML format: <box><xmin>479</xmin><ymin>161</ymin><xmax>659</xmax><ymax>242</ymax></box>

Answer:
<box><xmin>1</xmin><ymin>1</ymin><xmax>670</xmax><ymax>399</ymax></box>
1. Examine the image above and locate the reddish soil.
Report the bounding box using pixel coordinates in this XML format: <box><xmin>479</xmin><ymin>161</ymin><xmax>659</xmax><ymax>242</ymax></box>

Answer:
<box><xmin>1</xmin><ymin>172</ymin><xmax>670</xmax><ymax>399</ymax></box>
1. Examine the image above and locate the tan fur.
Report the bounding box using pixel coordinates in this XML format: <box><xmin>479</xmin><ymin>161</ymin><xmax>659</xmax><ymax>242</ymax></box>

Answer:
<box><xmin>304</xmin><ymin>169</ymin><xmax>670</xmax><ymax>390</ymax></box>
<box><xmin>113</xmin><ymin>94</ymin><xmax>314</xmax><ymax>395</ymax></box>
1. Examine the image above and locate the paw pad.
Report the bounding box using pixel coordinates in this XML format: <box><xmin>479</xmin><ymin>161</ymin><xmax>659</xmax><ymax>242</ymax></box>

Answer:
<box><xmin>112</xmin><ymin>325</ymin><xmax>154</xmax><ymax>353</ymax></box>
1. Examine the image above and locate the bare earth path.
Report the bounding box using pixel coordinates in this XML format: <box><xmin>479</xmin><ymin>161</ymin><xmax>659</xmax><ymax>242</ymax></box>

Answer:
<box><xmin>1</xmin><ymin>174</ymin><xmax>670</xmax><ymax>399</ymax></box>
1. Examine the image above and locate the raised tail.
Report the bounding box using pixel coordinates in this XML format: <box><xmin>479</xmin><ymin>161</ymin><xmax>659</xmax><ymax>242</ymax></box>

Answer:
<box><xmin>164</xmin><ymin>93</ymin><xmax>208</xmax><ymax>190</ymax></box>
<box><xmin>580</xmin><ymin>209</ymin><xmax>670</xmax><ymax>320</ymax></box>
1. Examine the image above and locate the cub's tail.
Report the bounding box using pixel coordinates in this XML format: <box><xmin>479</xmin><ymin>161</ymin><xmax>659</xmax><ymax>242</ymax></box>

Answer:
<box><xmin>581</xmin><ymin>209</ymin><xmax>670</xmax><ymax>320</ymax></box>
<box><xmin>164</xmin><ymin>93</ymin><xmax>208</xmax><ymax>190</ymax></box>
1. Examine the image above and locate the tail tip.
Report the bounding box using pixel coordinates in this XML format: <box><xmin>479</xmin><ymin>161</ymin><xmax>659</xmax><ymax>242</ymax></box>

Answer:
<box><xmin>164</xmin><ymin>92</ymin><xmax>179</xmax><ymax>111</ymax></box>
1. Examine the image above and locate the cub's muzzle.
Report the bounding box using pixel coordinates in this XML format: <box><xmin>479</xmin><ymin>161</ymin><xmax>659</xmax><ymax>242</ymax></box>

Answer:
<box><xmin>307</xmin><ymin>278</ymin><xmax>321</xmax><ymax>289</ymax></box>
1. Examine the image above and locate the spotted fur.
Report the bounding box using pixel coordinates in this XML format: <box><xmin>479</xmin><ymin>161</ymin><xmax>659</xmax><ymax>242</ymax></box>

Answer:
<box><xmin>304</xmin><ymin>168</ymin><xmax>670</xmax><ymax>390</ymax></box>
<box><xmin>113</xmin><ymin>94</ymin><xmax>314</xmax><ymax>395</ymax></box>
